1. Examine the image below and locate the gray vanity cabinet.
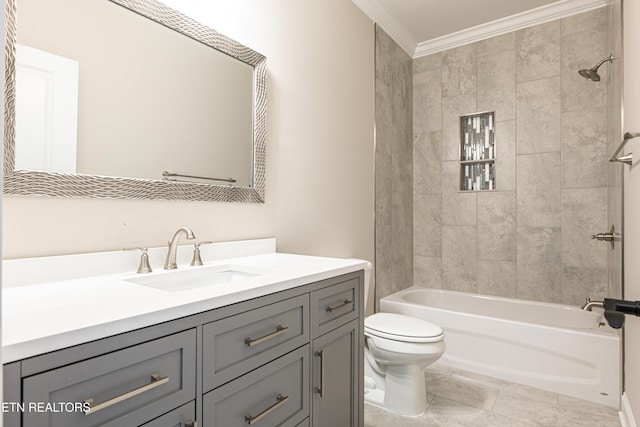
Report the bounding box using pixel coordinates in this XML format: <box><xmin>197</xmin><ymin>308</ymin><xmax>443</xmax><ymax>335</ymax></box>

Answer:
<box><xmin>3</xmin><ymin>270</ymin><xmax>364</xmax><ymax>427</ymax></box>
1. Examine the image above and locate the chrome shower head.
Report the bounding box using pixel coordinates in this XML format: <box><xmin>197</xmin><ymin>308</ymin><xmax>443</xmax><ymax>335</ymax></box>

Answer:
<box><xmin>579</xmin><ymin>68</ymin><xmax>602</xmax><ymax>81</ymax></box>
<box><xmin>578</xmin><ymin>54</ymin><xmax>614</xmax><ymax>82</ymax></box>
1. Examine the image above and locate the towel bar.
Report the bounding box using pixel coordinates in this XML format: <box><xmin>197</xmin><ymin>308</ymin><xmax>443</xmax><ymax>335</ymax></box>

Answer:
<box><xmin>609</xmin><ymin>131</ymin><xmax>640</xmax><ymax>166</ymax></box>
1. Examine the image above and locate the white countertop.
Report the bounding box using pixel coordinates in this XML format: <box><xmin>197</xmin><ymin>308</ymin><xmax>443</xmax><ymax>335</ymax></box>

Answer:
<box><xmin>2</xmin><ymin>239</ymin><xmax>368</xmax><ymax>363</ymax></box>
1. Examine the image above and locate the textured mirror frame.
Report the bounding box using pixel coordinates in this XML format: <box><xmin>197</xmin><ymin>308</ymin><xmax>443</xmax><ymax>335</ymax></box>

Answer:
<box><xmin>2</xmin><ymin>0</ymin><xmax>266</xmax><ymax>202</ymax></box>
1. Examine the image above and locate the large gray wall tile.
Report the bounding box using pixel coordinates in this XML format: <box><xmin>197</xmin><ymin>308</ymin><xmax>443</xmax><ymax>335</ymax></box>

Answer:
<box><xmin>516</xmin><ymin>77</ymin><xmax>561</xmax><ymax>154</ymax></box>
<box><xmin>561</xmin><ymin>8</ymin><xmax>605</xmax><ymax>36</ymax></box>
<box><xmin>517</xmin><ymin>227</ymin><xmax>562</xmax><ymax>303</ymax></box>
<box><xmin>478</xmin><ymin>50</ymin><xmax>516</xmax><ymax>121</ymax></box>
<box><xmin>375</xmin><ymin>224</ymin><xmax>393</xmax><ymax>307</ymax></box>
<box><xmin>392</xmin><ymin>214</ymin><xmax>413</xmax><ymax>292</ymax></box>
<box><xmin>561</xmin><ymin>188</ymin><xmax>608</xmax><ymax>269</ymax></box>
<box><xmin>561</xmin><ymin>107</ymin><xmax>608</xmax><ymax>188</ymax></box>
<box><xmin>414</xmin><ymin>131</ymin><xmax>442</xmax><ymax>193</ymax></box>
<box><xmin>414</xmin><ymin>193</ymin><xmax>442</xmax><ymax>257</ymax></box>
<box><xmin>516</xmin><ymin>21</ymin><xmax>561</xmax><ymax>82</ymax></box>
<box><xmin>442</xmin><ymin>192</ymin><xmax>477</xmax><ymax>226</ymax></box>
<box><xmin>496</xmin><ymin>120</ymin><xmax>516</xmax><ymax>191</ymax></box>
<box><xmin>562</xmin><ymin>266</ymin><xmax>608</xmax><ymax>306</ymax></box>
<box><xmin>442</xmin><ymin>160</ymin><xmax>462</xmax><ymax>193</ymax></box>
<box><xmin>414</xmin><ymin>255</ymin><xmax>443</xmax><ymax>288</ymax></box>
<box><xmin>442</xmin><ymin>226</ymin><xmax>477</xmax><ymax>292</ymax></box>
<box><xmin>442</xmin><ymin>43</ymin><xmax>477</xmax><ymax>98</ymax></box>
<box><xmin>414</xmin><ymin>52</ymin><xmax>443</xmax><ymax>73</ymax></box>
<box><xmin>414</xmin><ymin>70</ymin><xmax>442</xmax><ymax>134</ymax></box>
<box><xmin>478</xmin><ymin>191</ymin><xmax>516</xmax><ymax>261</ymax></box>
<box><xmin>517</xmin><ymin>152</ymin><xmax>561</xmax><ymax>228</ymax></box>
<box><xmin>375</xmin><ymin>164</ymin><xmax>392</xmax><ymax>227</ymax></box>
<box><xmin>477</xmin><ymin>33</ymin><xmax>515</xmax><ymax>57</ymax></box>
<box><xmin>478</xmin><ymin>260</ymin><xmax>517</xmax><ymax>298</ymax></box>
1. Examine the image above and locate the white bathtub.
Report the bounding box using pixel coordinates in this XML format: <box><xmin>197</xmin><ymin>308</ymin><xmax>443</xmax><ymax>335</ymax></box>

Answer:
<box><xmin>380</xmin><ymin>287</ymin><xmax>621</xmax><ymax>407</ymax></box>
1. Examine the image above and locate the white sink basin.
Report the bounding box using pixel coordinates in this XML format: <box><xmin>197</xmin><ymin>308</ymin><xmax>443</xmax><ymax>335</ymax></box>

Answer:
<box><xmin>124</xmin><ymin>264</ymin><xmax>270</xmax><ymax>292</ymax></box>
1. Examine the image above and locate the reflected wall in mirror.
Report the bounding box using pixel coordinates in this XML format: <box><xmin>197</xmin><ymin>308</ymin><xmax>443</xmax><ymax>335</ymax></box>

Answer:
<box><xmin>3</xmin><ymin>0</ymin><xmax>267</xmax><ymax>202</ymax></box>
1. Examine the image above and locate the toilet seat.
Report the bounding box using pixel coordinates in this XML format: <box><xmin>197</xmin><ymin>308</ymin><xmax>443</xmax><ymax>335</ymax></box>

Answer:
<box><xmin>365</xmin><ymin>312</ymin><xmax>443</xmax><ymax>343</ymax></box>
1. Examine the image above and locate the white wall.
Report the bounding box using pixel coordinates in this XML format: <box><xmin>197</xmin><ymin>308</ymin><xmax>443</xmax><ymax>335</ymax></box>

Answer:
<box><xmin>623</xmin><ymin>0</ymin><xmax>640</xmax><ymax>422</ymax></box>
<box><xmin>2</xmin><ymin>0</ymin><xmax>375</xmax><ymax>264</ymax></box>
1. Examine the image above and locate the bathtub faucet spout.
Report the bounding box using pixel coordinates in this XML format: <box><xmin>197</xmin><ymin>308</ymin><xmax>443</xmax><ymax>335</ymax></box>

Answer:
<box><xmin>581</xmin><ymin>298</ymin><xmax>604</xmax><ymax>311</ymax></box>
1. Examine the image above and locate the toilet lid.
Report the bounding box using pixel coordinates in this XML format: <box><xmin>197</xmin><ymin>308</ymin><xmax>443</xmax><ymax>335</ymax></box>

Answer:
<box><xmin>365</xmin><ymin>312</ymin><xmax>443</xmax><ymax>343</ymax></box>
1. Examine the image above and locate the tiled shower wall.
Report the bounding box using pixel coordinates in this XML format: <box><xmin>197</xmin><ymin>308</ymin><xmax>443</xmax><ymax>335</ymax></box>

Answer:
<box><xmin>412</xmin><ymin>9</ymin><xmax>610</xmax><ymax>305</ymax></box>
<box><xmin>375</xmin><ymin>26</ymin><xmax>413</xmax><ymax>309</ymax></box>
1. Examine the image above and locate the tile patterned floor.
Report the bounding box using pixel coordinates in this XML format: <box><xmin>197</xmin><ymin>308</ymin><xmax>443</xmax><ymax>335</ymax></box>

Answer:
<box><xmin>364</xmin><ymin>362</ymin><xmax>621</xmax><ymax>427</ymax></box>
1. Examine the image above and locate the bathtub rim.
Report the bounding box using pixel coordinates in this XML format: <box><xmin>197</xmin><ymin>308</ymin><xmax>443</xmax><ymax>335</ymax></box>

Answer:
<box><xmin>381</xmin><ymin>286</ymin><xmax>611</xmax><ymax>334</ymax></box>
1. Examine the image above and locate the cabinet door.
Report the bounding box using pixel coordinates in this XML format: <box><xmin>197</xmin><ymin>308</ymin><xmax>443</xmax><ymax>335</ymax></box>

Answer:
<box><xmin>312</xmin><ymin>319</ymin><xmax>359</xmax><ymax>427</ymax></box>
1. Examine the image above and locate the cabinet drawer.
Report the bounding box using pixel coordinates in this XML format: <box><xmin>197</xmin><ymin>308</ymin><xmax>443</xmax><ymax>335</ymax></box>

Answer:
<box><xmin>203</xmin><ymin>295</ymin><xmax>308</xmax><ymax>391</ymax></box>
<box><xmin>311</xmin><ymin>277</ymin><xmax>359</xmax><ymax>337</ymax></box>
<box><xmin>141</xmin><ymin>401</ymin><xmax>195</xmax><ymax>427</ymax></box>
<box><xmin>203</xmin><ymin>346</ymin><xmax>309</xmax><ymax>427</ymax></box>
<box><xmin>22</xmin><ymin>329</ymin><xmax>196</xmax><ymax>427</ymax></box>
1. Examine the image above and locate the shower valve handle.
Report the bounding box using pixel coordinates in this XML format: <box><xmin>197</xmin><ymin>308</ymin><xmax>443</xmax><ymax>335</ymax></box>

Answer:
<box><xmin>591</xmin><ymin>233</ymin><xmax>614</xmax><ymax>242</ymax></box>
<box><xmin>591</xmin><ymin>225</ymin><xmax>618</xmax><ymax>249</ymax></box>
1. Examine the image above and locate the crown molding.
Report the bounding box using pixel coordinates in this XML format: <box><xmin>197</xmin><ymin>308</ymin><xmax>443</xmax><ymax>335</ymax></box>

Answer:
<box><xmin>351</xmin><ymin>0</ymin><xmax>417</xmax><ymax>57</ymax></box>
<box><xmin>415</xmin><ymin>0</ymin><xmax>605</xmax><ymax>57</ymax></box>
<box><xmin>352</xmin><ymin>0</ymin><xmax>606</xmax><ymax>59</ymax></box>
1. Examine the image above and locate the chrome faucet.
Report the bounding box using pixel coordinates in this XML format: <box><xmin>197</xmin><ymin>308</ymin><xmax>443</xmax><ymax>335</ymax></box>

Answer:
<box><xmin>164</xmin><ymin>227</ymin><xmax>196</xmax><ymax>269</ymax></box>
<box><xmin>581</xmin><ymin>298</ymin><xmax>604</xmax><ymax>311</ymax></box>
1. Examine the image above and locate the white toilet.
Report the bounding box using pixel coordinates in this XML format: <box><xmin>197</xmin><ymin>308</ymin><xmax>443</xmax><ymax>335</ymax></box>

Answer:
<box><xmin>361</xmin><ymin>263</ymin><xmax>445</xmax><ymax>416</ymax></box>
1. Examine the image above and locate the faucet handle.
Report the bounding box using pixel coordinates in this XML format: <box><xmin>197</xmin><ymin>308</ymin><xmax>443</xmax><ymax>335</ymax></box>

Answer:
<box><xmin>124</xmin><ymin>247</ymin><xmax>153</xmax><ymax>274</ymax></box>
<box><xmin>191</xmin><ymin>242</ymin><xmax>213</xmax><ymax>266</ymax></box>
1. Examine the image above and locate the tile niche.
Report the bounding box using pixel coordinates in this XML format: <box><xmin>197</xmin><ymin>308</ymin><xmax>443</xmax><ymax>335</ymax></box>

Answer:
<box><xmin>460</xmin><ymin>111</ymin><xmax>496</xmax><ymax>191</ymax></box>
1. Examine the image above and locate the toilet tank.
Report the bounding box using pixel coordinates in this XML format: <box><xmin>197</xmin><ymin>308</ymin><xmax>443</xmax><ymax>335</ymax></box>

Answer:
<box><xmin>350</xmin><ymin>259</ymin><xmax>373</xmax><ymax>316</ymax></box>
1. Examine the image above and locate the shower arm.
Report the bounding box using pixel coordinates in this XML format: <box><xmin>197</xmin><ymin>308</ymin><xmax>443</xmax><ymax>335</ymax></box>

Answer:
<box><xmin>609</xmin><ymin>131</ymin><xmax>640</xmax><ymax>165</ymax></box>
<box><xmin>593</xmin><ymin>54</ymin><xmax>614</xmax><ymax>71</ymax></box>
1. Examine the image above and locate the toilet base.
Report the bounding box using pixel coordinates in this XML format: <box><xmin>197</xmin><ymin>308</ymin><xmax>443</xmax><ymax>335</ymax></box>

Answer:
<box><xmin>365</xmin><ymin>389</ymin><xmax>427</xmax><ymax>418</ymax></box>
<box><xmin>363</xmin><ymin>357</ymin><xmax>428</xmax><ymax>416</ymax></box>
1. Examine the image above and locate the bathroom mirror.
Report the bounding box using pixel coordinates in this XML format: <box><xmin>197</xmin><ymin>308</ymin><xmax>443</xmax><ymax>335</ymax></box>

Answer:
<box><xmin>2</xmin><ymin>0</ymin><xmax>266</xmax><ymax>202</ymax></box>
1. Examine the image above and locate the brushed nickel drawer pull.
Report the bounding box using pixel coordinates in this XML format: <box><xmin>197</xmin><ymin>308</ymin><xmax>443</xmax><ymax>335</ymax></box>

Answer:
<box><xmin>315</xmin><ymin>350</ymin><xmax>325</xmax><ymax>398</ymax></box>
<box><xmin>244</xmin><ymin>393</ymin><xmax>289</xmax><ymax>424</ymax></box>
<box><xmin>245</xmin><ymin>325</ymin><xmax>289</xmax><ymax>347</ymax></box>
<box><xmin>326</xmin><ymin>299</ymin><xmax>353</xmax><ymax>313</ymax></box>
<box><xmin>84</xmin><ymin>373</ymin><xmax>169</xmax><ymax>415</ymax></box>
